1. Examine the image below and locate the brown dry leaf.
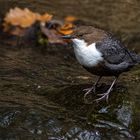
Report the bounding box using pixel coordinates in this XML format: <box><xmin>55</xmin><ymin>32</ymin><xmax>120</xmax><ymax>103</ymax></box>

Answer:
<box><xmin>57</xmin><ymin>23</ymin><xmax>74</xmax><ymax>35</ymax></box>
<box><xmin>37</xmin><ymin>13</ymin><xmax>53</xmax><ymax>22</ymax></box>
<box><xmin>4</xmin><ymin>7</ymin><xmax>37</xmax><ymax>28</ymax></box>
<box><xmin>3</xmin><ymin>7</ymin><xmax>53</xmax><ymax>36</ymax></box>
<box><xmin>65</xmin><ymin>16</ymin><xmax>77</xmax><ymax>23</ymax></box>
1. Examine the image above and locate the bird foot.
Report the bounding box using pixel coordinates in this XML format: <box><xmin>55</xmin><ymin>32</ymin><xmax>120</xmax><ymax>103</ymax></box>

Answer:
<box><xmin>83</xmin><ymin>86</ymin><xmax>96</xmax><ymax>99</ymax></box>
<box><xmin>95</xmin><ymin>92</ymin><xmax>110</xmax><ymax>102</ymax></box>
<box><xmin>83</xmin><ymin>87</ymin><xmax>94</xmax><ymax>92</ymax></box>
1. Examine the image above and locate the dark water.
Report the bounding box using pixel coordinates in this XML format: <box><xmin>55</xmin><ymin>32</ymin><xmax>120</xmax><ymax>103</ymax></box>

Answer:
<box><xmin>0</xmin><ymin>0</ymin><xmax>140</xmax><ymax>140</ymax></box>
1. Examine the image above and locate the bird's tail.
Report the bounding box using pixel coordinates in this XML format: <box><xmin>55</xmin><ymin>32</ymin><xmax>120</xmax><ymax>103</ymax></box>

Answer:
<box><xmin>126</xmin><ymin>49</ymin><xmax>140</xmax><ymax>64</ymax></box>
<box><xmin>135</xmin><ymin>54</ymin><xmax>140</xmax><ymax>64</ymax></box>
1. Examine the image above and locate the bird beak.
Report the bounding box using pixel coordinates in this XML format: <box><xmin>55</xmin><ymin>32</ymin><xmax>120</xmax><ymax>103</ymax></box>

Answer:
<box><xmin>61</xmin><ymin>35</ymin><xmax>73</xmax><ymax>39</ymax></box>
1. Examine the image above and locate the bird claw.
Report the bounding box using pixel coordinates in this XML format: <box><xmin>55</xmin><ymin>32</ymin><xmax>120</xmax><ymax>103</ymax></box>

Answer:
<box><xmin>83</xmin><ymin>88</ymin><xmax>92</xmax><ymax>92</ymax></box>
<box><xmin>83</xmin><ymin>87</ymin><xmax>96</xmax><ymax>93</ymax></box>
<box><xmin>94</xmin><ymin>92</ymin><xmax>110</xmax><ymax>102</ymax></box>
<box><xmin>84</xmin><ymin>88</ymin><xmax>93</xmax><ymax>99</ymax></box>
<box><xmin>83</xmin><ymin>86</ymin><xmax>96</xmax><ymax>99</ymax></box>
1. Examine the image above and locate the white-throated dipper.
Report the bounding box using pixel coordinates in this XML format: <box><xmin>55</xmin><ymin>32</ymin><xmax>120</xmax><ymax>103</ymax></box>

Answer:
<box><xmin>62</xmin><ymin>26</ymin><xmax>140</xmax><ymax>102</ymax></box>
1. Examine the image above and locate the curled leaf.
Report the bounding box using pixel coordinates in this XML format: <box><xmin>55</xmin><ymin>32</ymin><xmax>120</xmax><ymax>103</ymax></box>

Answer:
<box><xmin>57</xmin><ymin>23</ymin><xmax>74</xmax><ymax>35</ymax></box>
<box><xmin>40</xmin><ymin>24</ymin><xmax>66</xmax><ymax>44</ymax></box>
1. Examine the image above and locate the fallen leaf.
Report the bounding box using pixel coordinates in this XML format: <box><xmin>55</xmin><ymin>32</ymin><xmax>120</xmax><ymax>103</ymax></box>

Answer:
<box><xmin>40</xmin><ymin>24</ymin><xmax>67</xmax><ymax>44</ymax></box>
<box><xmin>65</xmin><ymin>16</ymin><xmax>77</xmax><ymax>23</ymax></box>
<box><xmin>57</xmin><ymin>23</ymin><xmax>74</xmax><ymax>35</ymax></box>
<box><xmin>3</xmin><ymin>7</ymin><xmax>53</xmax><ymax>31</ymax></box>
<box><xmin>37</xmin><ymin>13</ymin><xmax>53</xmax><ymax>22</ymax></box>
<box><xmin>4</xmin><ymin>7</ymin><xmax>37</xmax><ymax>28</ymax></box>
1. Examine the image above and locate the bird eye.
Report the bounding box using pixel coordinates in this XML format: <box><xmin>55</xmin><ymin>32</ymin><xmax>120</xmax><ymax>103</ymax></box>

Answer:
<box><xmin>78</xmin><ymin>34</ymin><xmax>83</xmax><ymax>38</ymax></box>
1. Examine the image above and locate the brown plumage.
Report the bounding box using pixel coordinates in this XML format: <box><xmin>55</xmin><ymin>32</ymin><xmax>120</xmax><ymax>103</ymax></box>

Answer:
<box><xmin>73</xmin><ymin>26</ymin><xmax>107</xmax><ymax>45</ymax></box>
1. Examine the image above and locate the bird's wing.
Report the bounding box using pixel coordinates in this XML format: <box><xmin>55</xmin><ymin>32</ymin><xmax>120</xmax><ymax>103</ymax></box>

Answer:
<box><xmin>96</xmin><ymin>35</ymin><xmax>133</xmax><ymax>64</ymax></box>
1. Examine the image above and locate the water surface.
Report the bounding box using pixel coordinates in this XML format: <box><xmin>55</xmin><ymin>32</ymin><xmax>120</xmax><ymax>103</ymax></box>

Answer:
<box><xmin>0</xmin><ymin>0</ymin><xmax>140</xmax><ymax>139</ymax></box>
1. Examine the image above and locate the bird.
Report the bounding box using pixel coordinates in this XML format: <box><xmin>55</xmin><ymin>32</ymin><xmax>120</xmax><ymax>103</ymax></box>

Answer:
<box><xmin>62</xmin><ymin>25</ymin><xmax>140</xmax><ymax>102</ymax></box>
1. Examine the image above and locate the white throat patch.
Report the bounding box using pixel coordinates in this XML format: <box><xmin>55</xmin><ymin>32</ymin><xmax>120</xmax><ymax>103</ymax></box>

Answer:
<box><xmin>72</xmin><ymin>38</ymin><xmax>103</xmax><ymax>67</ymax></box>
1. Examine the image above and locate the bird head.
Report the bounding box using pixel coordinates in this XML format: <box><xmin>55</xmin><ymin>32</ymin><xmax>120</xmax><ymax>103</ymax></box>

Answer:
<box><xmin>62</xmin><ymin>26</ymin><xmax>94</xmax><ymax>48</ymax></box>
<box><xmin>62</xmin><ymin>26</ymin><xmax>107</xmax><ymax>48</ymax></box>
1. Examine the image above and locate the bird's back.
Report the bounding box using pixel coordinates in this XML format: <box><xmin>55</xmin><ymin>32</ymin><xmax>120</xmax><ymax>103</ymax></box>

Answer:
<box><xmin>96</xmin><ymin>34</ymin><xmax>140</xmax><ymax>65</ymax></box>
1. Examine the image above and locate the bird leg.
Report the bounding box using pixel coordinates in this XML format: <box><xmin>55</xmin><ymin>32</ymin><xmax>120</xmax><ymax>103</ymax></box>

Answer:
<box><xmin>84</xmin><ymin>76</ymin><xmax>102</xmax><ymax>99</ymax></box>
<box><xmin>95</xmin><ymin>77</ymin><xmax>118</xmax><ymax>102</ymax></box>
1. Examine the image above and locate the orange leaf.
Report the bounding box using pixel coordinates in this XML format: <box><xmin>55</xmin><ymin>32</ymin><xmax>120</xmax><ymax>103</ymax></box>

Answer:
<box><xmin>65</xmin><ymin>16</ymin><xmax>77</xmax><ymax>23</ymax></box>
<box><xmin>3</xmin><ymin>7</ymin><xmax>53</xmax><ymax>29</ymax></box>
<box><xmin>61</xmin><ymin>23</ymin><xmax>73</xmax><ymax>30</ymax></box>
<box><xmin>4</xmin><ymin>7</ymin><xmax>37</xmax><ymax>28</ymax></box>
<box><xmin>58</xmin><ymin>29</ymin><xmax>74</xmax><ymax>35</ymax></box>
<box><xmin>57</xmin><ymin>23</ymin><xmax>74</xmax><ymax>35</ymax></box>
<box><xmin>37</xmin><ymin>13</ymin><xmax>53</xmax><ymax>22</ymax></box>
